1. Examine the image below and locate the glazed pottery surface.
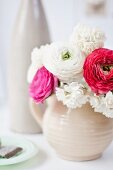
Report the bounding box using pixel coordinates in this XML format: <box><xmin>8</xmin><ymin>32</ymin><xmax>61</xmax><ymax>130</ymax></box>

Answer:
<box><xmin>30</xmin><ymin>95</ymin><xmax>113</xmax><ymax>161</ymax></box>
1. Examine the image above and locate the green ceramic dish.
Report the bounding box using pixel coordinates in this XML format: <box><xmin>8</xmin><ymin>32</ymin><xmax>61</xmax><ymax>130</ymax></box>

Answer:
<box><xmin>0</xmin><ymin>136</ymin><xmax>39</xmax><ymax>165</ymax></box>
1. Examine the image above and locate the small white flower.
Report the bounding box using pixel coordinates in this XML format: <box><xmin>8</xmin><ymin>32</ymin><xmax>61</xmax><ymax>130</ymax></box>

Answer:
<box><xmin>102</xmin><ymin>109</ymin><xmax>113</xmax><ymax>118</ymax></box>
<box><xmin>43</xmin><ymin>42</ymin><xmax>85</xmax><ymax>83</ymax></box>
<box><xmin>104</xmin><ymin>91</ymin><xmax>113</xmax><ymax>109</ymax></box>
<box><xmin>89</xmin><ymin>92</ymin><xmax>113</xmax><ymax>118</ymax></box>
<box><xmin>56</xmin><ymin>82</ymin><xmax>88</xmax><ymax>109</ymax></box>
<box><xmin>90</xmin><ymin>95</ymin><xmax>105</xmax><ymax>114</ymax></box>
<box><xmin>70</xmin><ymin>23</ymin><xmax>105</xmax><ymax>55</ymax></box>
<box><xmin>27</xmin><ymin>48</ymin><xmax>42</xmax><ymax>83</ymax></box>
<box><xmin>27</xmin><ymin>45</ymin><xmax>49</xmax><ymax>83</ymax></box>
<box><xmin>90</xmin><ymin>95</ymin><xmax>102</xmax><ymax>108</ymax></box>
<box><xmin>102</xmin><ymin>92</ymin><xmax>113</xmax><ymax>118</ymax></box>
<box><xmin>55</xmin><ymin>87</ymin><xmax>65</xmax><ymax>101</ymax></box>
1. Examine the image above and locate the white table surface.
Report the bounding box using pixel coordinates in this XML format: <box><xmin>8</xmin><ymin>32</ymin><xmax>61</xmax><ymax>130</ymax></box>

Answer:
<box><xmin>0</xmin><ymin>107</ymin><xmax>113</xmax><ymax>170</ymax></box>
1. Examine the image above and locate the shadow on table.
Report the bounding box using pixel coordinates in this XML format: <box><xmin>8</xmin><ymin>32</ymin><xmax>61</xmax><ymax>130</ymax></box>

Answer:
<box><xmin>0</xmin><ymin>148</ymin><xmax>47</xmax><ymax>170</ymax></box>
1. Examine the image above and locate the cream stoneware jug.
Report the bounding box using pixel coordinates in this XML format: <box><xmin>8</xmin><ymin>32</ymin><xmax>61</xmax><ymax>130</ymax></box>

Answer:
<box><xmin>30</xmin><ymin>95</ymin><xmax>113</xmax><ymax>161</ymax></box>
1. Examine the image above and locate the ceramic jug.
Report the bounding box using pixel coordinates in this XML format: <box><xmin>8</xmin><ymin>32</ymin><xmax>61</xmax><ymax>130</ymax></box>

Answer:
<box><xmin>30</xmin><ymin>95</ymin><xmax>113</xmax><ymax>161</ymax></box>
<box><xmin>8</xmin><ymin>0</ymin><xmax>50</xmax><ymax>133</ymax></box>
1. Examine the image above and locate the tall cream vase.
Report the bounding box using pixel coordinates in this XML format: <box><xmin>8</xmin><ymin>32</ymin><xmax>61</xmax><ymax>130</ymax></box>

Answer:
<box><xmin>8</xmin><ymin>0</ymin><xmax>50</xmax><ymax>133</ymax></box>
<box><xmin>30</xmin><ymin>95</ymin><xmax>113</xmax><ymax>161</ymax></box>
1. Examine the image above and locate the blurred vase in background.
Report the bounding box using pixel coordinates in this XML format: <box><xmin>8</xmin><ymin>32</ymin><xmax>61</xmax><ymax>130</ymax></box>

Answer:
<box><xmin>0</xmin><ymin>68</ymin><xmax>4</xmax><ymax>105</ymax></box>
<box><xmin>0</xmin><ymin>3</ymin><xmax>6</xmax><ymax>107</ymax></box>
<box><xmin>86</xmin><ymin>0</ymin><xmax>107</xmax><ymax>16</ymax></box>
<box><xmin>8</xmin><ymin>0</ymin><xmax>50</xmax><ymax>133</ymax></box>
<box><xmin>74</xmin><ymin>0</ymin><xmax>113</xmax><ymax>48</ymax></box>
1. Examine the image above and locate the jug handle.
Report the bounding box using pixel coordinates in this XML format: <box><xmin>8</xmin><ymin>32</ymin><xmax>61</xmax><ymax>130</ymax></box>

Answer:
<box><xmin>30</xmin><ymin>98</ymin><xmax>44</xmax><ymax>129</ymax></box>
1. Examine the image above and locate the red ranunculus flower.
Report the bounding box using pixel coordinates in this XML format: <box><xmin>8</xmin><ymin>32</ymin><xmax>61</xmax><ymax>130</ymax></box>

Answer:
<box><xmin>83</xmin><ymin>48</ymin><xmax>113</xmax><ymax>95</ymax></box>
<box><xmin>29</xmin><ymin>66</ymin><xmax>58</xmax><ymax>103</ymax></box>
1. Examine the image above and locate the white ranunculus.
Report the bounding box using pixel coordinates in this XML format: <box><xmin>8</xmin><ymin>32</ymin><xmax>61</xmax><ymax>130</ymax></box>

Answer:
<box><xmin>56</xmin><ymin>82</ymin><xmax>88</xmax><ymax>109</ymax></box>
<box><xmin>43</xmin><ymin>42</ymin><xmax>85</xmax><ymax>83</ymax></box>
<box><xmin>70</xmin><ymin>23</ymin><xmax>105</xmax><ymax>55</ymax></box>
<box><xmin>27</xmin><ymin>45</ymin><xmax>49</xmax><ymax>83</ymax></box>
<box><xmin>27</xmin><ymin>48</ymin><xmax>43</xmax><ymax>83</ymax></box>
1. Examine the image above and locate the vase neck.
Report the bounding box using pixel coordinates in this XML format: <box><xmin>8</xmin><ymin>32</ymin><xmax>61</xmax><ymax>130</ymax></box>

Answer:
<box><xmin>20</xmin><ymin>0</ymin><xmax>40</xmax><ymax>7</ymax></box>
<box><xmin>19</xmin><ymin>0</ymin><xmax>43</xmax><ymax>14</ymax></box>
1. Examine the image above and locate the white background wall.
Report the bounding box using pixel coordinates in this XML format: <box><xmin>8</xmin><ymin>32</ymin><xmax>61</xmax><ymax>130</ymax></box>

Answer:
<box><xmin>0</xmin><ymin>0</ymin><xmax>113</xmax><ymax>105</ymax></box>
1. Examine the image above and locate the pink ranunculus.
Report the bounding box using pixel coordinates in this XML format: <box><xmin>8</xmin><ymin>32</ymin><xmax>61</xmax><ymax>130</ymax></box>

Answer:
<box><xmin>29</xmin><ymin>66</ymin><xmax>58</xmax><ymax>103</ymax></box>
<box><xmin>83</xmin><ymin>48</ymin><xmax>113</xmax><ymax>95</ymax></box>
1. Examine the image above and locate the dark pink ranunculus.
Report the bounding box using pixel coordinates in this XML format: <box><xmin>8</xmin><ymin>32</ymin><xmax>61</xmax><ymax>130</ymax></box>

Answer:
<box><xmin>29</xmin><ymin>66</ymin><xmax>58</xmax><ymax>103</ymax></box>
<box><xmin>83</xmin><ymin>48</ymin><xmax>113</xmax><ymax>95</ymax></box>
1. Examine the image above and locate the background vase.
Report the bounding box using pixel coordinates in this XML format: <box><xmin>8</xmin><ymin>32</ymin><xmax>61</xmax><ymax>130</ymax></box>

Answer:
<box><xmin>30</xmin><ymin>95</ymin><xmax>113</xmax><ymax>161</ymax></box>
<box><xmin>8</xmin><ymin>0</ymin><xmax>50</xmax><ymax>133</ymax></box>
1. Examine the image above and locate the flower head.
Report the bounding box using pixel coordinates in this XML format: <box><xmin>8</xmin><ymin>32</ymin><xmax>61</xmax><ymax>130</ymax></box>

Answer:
<box><xmin>104</xmin><ymin>91</ymin><xmax>113</xmax><ymax>109</ymax></box>
<box><xmin>27</xmin><ymin>45</ymin><xmax>49</xmax><ymax>83</ymax></box>
<box><xmin>102</xmin><ymin>92</ymin><xmax>113</xmax><ymax>118</ymax></box>
<box><xmin>56</xmin><ymin>82</ymin><xmax>88</xmax><ymax>109</ymax></box>
<box><xmin>29</xmin><ymin>66</ymin><xmax>58</xmax><ymax>103</ymax></box>
<box><xmin>70</xmin><ymin>24</ymin><xmax>105</xmax><ymax>55</ymax></box>
<box><xmin>43</xmin><ymin>42</ymin><xmax>85</xmax><ymax>83</ymax></box>
<box><xmin>90</xmin><ymin>92</ymin><xmax>113</xmax><ymax>118</ymax></box>
<box><xmin>83</xmin><ymin>48</ymin><xmax>113</xmax><ymax>95</ymax></box>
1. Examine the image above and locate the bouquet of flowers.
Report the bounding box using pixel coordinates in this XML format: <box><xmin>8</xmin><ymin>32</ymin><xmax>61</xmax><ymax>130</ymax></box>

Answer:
<box><xmin>28</xmin><ymin>23</ymin><xmax>113</xmax><ymax>118</ymax></box>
